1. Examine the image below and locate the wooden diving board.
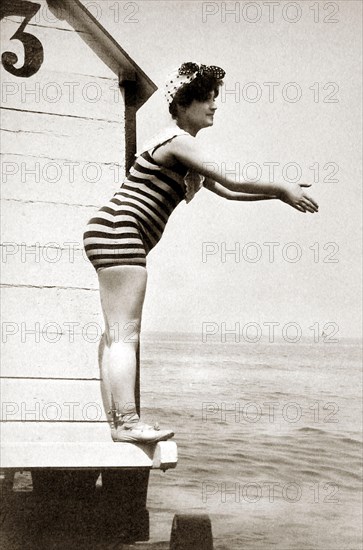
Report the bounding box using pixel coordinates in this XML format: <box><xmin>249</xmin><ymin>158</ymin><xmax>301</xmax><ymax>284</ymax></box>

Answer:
<box><xmin>1</xmin><ymin>438</ymin><xmax>177</xmax><ymax>471</ymax></box>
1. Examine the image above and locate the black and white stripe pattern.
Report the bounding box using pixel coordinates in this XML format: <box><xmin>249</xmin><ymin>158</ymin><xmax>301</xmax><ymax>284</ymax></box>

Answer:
<box><xmin>83</xmin><ymin>151</ymin><xmax>187</xmax><ymax>271</ymax></box>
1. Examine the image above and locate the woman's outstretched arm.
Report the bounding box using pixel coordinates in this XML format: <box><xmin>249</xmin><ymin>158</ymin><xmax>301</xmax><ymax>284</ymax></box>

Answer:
<box><xmin>169</xmin><ymin>135</ymin><xmax>319</xmax><ymax>213</ymax></box>
<box><xmin>203</xmin><ymin>178</ymin><xmax>278</xmax><ymax>201</ymax></box>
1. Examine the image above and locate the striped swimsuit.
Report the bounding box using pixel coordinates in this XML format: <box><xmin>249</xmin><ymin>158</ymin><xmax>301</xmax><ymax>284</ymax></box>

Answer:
<box><xmin>83</xmin><ymin>129</ymin><xmax>204</xmax><ymax>272</ymax></box>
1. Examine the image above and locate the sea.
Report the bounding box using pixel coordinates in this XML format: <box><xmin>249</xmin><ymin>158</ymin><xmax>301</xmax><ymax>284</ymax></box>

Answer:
<box><xmin>138</xmin><ymin>332</ymin><xmax>362</xmax><ymax>550</ymax></box>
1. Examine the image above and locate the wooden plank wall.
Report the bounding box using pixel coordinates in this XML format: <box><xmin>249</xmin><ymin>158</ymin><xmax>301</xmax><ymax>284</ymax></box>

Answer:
<box><xmin>1</xmin><ymin>1</ymin><xmax>125</xmax><ymax>430</ymax></box>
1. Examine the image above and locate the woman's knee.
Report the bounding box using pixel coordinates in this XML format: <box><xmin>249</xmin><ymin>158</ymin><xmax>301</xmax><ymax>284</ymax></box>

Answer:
<box><xmin>104</xmin><ymin>320</ymin><xmax>141</xmax><ymax>347</ymax></box>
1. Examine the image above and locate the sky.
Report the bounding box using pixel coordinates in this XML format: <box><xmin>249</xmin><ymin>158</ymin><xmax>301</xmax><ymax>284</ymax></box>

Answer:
<box><xmin>83</xmin><ymin>0</ymin><xmax>362</xmax><ymax>339</ymax></box>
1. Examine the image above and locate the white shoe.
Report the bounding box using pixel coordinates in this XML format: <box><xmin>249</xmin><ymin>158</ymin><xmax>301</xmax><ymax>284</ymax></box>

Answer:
<box><xmin>110</xmin><ymin>412</ymin><xmax>174</xmax><ymax>444</ymax></box>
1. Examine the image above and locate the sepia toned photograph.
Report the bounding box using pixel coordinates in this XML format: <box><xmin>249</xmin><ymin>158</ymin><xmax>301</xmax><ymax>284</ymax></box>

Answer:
<box><xmin>1</xmin><ymin>1</ymin><xmax>362</xmax><ymax>548</ymax></box>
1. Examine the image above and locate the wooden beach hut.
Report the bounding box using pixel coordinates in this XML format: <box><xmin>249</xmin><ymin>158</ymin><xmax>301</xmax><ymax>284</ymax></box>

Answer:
<box><xmin>0</xmin><ymin>0</ymin><xmax>178</xmax><ymax>544</ymax></box>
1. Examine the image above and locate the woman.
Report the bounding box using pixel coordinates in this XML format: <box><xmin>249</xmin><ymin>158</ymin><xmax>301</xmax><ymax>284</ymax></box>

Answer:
<box><xmin>83</xmin><ymin>62</ymin><xmax>318</xmax><ymax>444</ymax></box>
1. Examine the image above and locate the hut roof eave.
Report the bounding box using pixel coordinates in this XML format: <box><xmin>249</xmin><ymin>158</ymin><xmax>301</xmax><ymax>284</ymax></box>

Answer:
<box><xmin>46</xmin><ymin>0</ymin><xmax>157</xmax><ymax>110</ymax></box>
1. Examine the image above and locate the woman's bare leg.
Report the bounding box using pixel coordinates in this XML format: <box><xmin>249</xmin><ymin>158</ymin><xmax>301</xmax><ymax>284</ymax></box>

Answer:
<box><xmin>98</xmin><ymin>265</ymin><xmax>147</xmax><ymax>420</ymax></box>
<box><xmin>97</xmin><ymin>265</ymin><xmax>174</xmax><ymax>442</ymax></box>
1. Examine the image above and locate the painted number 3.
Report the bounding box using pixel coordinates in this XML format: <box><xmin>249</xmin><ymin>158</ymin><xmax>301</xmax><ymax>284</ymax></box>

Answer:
<box><xmin>0</xmin><ymin>0</ymin><xmax>44</xmax><ymax>78</ymax></box>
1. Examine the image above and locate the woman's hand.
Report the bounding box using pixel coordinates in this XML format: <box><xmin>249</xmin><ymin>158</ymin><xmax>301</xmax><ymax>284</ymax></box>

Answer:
<box><xmin>279</xmin><ymin>183</ymin><xmax>319</xmax><ymax>213</ymax></box>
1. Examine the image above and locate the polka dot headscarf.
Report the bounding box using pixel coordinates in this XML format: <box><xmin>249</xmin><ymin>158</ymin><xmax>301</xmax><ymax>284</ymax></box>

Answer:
<box><xmin>164</xmin><ymin>62</ymin><xmax>225</xmax><ymax>104</ymax></box>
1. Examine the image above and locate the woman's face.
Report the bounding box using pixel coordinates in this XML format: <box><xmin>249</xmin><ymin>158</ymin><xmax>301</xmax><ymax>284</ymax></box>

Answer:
<box><xmin>180</xmin><ymin>91</ymin><xmax>218</xmax><ymax>131</ymax></box>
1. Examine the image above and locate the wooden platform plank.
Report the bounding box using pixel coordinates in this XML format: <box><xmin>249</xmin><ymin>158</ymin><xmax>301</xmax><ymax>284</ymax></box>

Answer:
<box><xmin>1</xmin><ymin>378</ymin><xmax>108</xmax><ymax>422</ymax></box>
<box><xmin>1</xmin><ymin>68</ymin><xmax>123</xmax><ymax>121</ymax></box>
<box><xmin>1</xmin><ymin>286</ymin><xmax>102</xmax><ymax>326</ymax></box>
<box><xmin>0</xmin><ymin>332</ymin><xmax>155</xmax><ymax>380</ymax></box>
<box><xmin>1</xmin><ymin>153</ymin><xmax>123</xmax><ymax>205</ymax></box>
<box><xmin>0</xmin><ymin>285</ymin><xmax>152</xmax><ymax>379</ymax></box>
<box><xmin>1</xmin><ymin>245</ymin><xmax>99</xmax><ymax>290</ymax></box>
<box><xmin>0</xmin><ymin>334</ymin><xmax>100</xmax><ymax>379</ymax></box>
<box><xmin>1</xmin><ymin>421</ymin><xmax>112</xmax><ymax>442</ymax></box>
<box><xmin>1</xmin><ymin>109</ymin><xmax>124</xmax><ymax>164</ymax></box>
<box><xmin>1</xmin><ymin>440</ymin><xmax>177</xmax><ymax>470</ymax></box>
<box><xmin>1</xmin><ymin>201</ymin><xmax>98</xmax><ymax>252</ymax></box>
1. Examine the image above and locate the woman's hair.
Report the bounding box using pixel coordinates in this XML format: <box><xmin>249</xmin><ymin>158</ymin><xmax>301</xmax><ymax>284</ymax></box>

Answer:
<box><xmin>169</xmin><ymin>74</ymin><xmax>223</xmax><ymax>119</ymax></box>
